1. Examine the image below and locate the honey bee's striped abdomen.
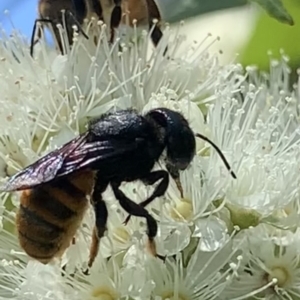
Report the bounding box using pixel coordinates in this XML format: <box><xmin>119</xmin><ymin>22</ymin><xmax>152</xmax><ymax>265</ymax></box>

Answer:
<box><xmin>122</xmin><ymin>0</ymin><xmax>149</xmax><ymax>26</ymax></box>
<box><xmin>16</xmin><ymin>171</ymin><xmax>95</xmax><ymax>263</ymax></box>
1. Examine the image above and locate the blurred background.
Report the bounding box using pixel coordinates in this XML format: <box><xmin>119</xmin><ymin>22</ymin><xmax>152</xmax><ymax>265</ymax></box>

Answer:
<box><xmin>0</xmin><ymin>0</ymin><xmax>248</xmax><ymax>37</ymax></box>
<box><xmin>1</xmin><ymin>0</ymin><xmax>300</xmax><ymax>78</ymax></box>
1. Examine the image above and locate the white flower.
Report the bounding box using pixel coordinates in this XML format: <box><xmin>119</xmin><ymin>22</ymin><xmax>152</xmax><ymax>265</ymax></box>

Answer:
<box><xmin>146</xmin><ymin>232</ymin><xmax>243</xmax><ymax>300</ymax></box>
<box><xmin>202</xmin><ymin>58</ymin><xmax>300</xmax><ymax>231</ymax></box>
<box><xmin>2</xmin><ymin>8</ymin><xmax>300</xmax><ymax>300</ymax></box>
<box><xmin>0</xmin><ymin>20</ymin><xmax>223</xmax><ymax>182</ymax></box>
<box><xmin>73</xmin><ymin>253</ymin><xmax>154</xmax><ymax>300</ymax></box>
<box><xmin>224</xmin><ymin>226</ymin><xmax>300</xmax><ymax>299</ymax></box>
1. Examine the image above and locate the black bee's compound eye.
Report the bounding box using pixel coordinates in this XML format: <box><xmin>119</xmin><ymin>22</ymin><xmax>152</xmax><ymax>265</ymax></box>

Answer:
<box><xmin>166</xmin><ymin>129</ymin><xmax>196</xmax><ymax>170</ymax></box>
<box><xmin>147</xmin><ymin>107</ymin><xmax>196</xmax><ymax>171</ymax></box>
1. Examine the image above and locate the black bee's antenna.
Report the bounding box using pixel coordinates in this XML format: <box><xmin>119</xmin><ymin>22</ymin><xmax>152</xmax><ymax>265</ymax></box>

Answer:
<box><xmin>195</xmin><ymin>133</ymin><xmax>237</xmax><ymax>179</ymax></box>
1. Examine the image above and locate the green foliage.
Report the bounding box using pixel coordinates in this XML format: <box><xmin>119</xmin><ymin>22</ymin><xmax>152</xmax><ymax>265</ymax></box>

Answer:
<box><xmin>161</xmin><ymin>0</ymin><xmax>293</xmax><ymax>25</ymax></box>
<box><xmin>160</xmin><ymin>0</ymin><xmax>247</xmax><ymax>23</ymax></box>
<box><xmin>240</xmin><ymin>0</ymin><xmax>300</xmax><ymax>72</ymax></box>
<box><xmin>250</xmin><ymin>0</ymin><xmax>294</xmax><ymax>25</ymax></box>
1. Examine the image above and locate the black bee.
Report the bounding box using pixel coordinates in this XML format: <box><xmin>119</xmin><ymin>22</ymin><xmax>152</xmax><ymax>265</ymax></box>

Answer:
<box><xmin>1</xmin><ymin>108</ymin><xmax>236</xmax><ymax>269</ymax></box>
<box><xmin>30</xmin><ymin>0</ymin><xmax>102</xmax><ymax>56</ymax></box>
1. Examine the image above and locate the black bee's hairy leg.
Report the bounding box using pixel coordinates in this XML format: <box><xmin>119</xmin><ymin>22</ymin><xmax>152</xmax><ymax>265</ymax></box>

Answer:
<box><xmin>64</xmin><ymin>9</ymin><xmax>89</xmax><ymax>40</ymax></box>
<box><xmin>111</xmin><ymin>182</ymin><xmax>160</xmax><ymax>258</ymax></box>
<box><xmin>124</xmin><ymin>170</ymin><xmax>169</xmax><ymax>225</ymax></box>
<box><xmin>87</xmin><ymin>200</ymin><xmax>108</xmax><ymax>269</ymax></box>
<box><xmin>85</xmin><ymin>176</ymin><xmax>108</xmax><ymax>274</ymax></box>
<box><xmin>60</xmin><ymin>237</ymin><xmax>76</xmax><ymax>277</ymax></box>
<box><xmin>30</xmin><ymin>18</ymin><xmax>52</xmax><ymax>57</ymax></box>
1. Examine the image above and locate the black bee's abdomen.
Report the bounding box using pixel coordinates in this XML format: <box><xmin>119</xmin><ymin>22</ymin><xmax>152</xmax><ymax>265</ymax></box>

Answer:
<box><xmin>17</xmin><ymin>175</ymin><xmax>89</xmax><ymax>263</ymax></box>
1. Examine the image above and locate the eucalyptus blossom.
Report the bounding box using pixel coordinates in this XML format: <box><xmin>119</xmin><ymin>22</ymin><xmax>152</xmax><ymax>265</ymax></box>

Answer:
<box><xmin>0</xmin><ymin>18</ymin><xmax>300</xmax><ymax>300</ymax></box>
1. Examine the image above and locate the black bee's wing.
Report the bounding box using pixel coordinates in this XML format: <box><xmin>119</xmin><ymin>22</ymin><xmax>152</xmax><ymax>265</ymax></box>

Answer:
<box><xmin>61</xmin><ymin>137</ymin><xmax>145</xmax><ymax>171</ymax></box>
<box><xmin>2</xmin><ymin>132</ymin><xmax>143</xmax><ymax>192</ymax></box>
<box><xmin>1</xmin><ymin>132</ymin><xmax>89</xmax><ymax>192</ymax></box>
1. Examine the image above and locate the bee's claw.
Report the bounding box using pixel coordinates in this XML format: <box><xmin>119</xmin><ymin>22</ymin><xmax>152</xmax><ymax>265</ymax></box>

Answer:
<box><xmin>146</xmin><ymin>237</ymin><xmax>166</xmax><ymax>262</ymax></box>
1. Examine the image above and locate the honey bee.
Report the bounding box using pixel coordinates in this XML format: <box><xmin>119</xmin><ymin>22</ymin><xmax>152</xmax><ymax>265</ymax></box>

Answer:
<box><xmin>30</xmin><ymin>0</ymin><xmax>103</xmax><ymax>56</ymax></box>
<box><xmin>1</xmin><ymin>108</ymin><xmax>236</xmax><ymax>269</ymax></box>
<box><xmin>100</xmin><ymin>0</ymin><xmax>165</xmax><ymax>47</ymax></box>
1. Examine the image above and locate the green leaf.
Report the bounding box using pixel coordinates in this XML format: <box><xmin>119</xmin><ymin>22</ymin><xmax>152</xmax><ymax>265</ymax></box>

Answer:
<box><xmin>250</xmin><ymin>0</ymin><xmax>294</xmax><ymax>25</ymax></box>
<box><xmin>159</xmin><ymin>0</ymin><xmax>247</xmax><ymax>23</ymax></box>
<box><xmin>240</xmin><ymin>0</ymin><xmax>300</xmax><ymax>73</ymax></box>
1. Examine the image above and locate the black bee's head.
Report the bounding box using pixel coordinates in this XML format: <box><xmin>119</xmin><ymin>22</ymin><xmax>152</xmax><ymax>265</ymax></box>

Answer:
<box><xmin>146</xmin><ymin>108</ymin><xmax>196</xmax><ymax>178</ymax></box>
<box><xmin>147</xmin><ymin>107</ymin><xmax>237</xmax><ymax>184</ymax></box>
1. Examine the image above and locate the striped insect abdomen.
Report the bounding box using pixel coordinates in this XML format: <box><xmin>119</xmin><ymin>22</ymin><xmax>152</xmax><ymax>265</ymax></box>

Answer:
<box><xmin>16</xmin><ymin>170</ymin><xmax>95</xmax><ymax>263</ymax></box>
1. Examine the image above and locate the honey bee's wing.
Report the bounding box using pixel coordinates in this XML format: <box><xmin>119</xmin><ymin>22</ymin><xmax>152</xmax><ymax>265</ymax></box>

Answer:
<box><xmin>1</xmin><ymin>132</ymin><xmax>89</xmax><ymax>192</ymax></box>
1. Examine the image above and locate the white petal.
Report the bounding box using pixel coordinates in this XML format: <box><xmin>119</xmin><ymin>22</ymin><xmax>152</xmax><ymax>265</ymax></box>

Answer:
<box><xmin>193</xmin><ymin>216</ymin><xmax>229</xmax><ymax>251</ymax></box>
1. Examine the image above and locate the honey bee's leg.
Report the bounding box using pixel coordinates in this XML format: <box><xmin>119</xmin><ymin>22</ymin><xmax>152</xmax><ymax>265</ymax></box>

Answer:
<box><xmin>149</xmin><ymin>23</ymin><xmax>163</xmax><ymax>47</ymax></box>
<box><xmin>30</xmin><ymin>19</ymin><xmax>52</xmax><ymax>57</ymax></box>
<box><xmin>30</xmin><ymin>18</ymin><xmax>65</xmax><ymax>55</ymax></box>
<box><xmin>109</xmin><ymin>1</ymin><xmax>122</xmax><ymax>44</ymax></box>
<box><xmin>124</xmin><ymin>170</ymin><xmax>169</xmax><ymax>224</ymax></box>
<box><xmin>91</xmin><ymin>0</ymin><xmax>103</xmax><ymax>19</ymax></box>
<box><xmin>86</xmin><ymin>176</ymin><xmax>109</xmax><ymax>270</ymax></box>
<box><xmin>58</xmin><ymin>10</ymin><xmax>89</xmax><ymax>54</ymax></box>
<box><xmin>151</xmin><ymin>25</ymin><xmax>168</xmax><ymax>56</ymax></box>
<box><xmin>148</xmin><ymin>19</ymin><xmax>167</xmax><ymax>56</ymax></box>
<box><xmin>64</xmin><ymin>10</ymin><xmax>89</xmax><ymax>40</ymax></box>
<box><xmin>111</xmin><ymin>182</ymin><xmax>164</xmax><ymax>260</ymax></box>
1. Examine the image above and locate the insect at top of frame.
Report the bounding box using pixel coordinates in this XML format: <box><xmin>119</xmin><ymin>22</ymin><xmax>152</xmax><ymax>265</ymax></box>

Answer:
<box><xmin>31</xmin><ymin>0</ymin><xmax>166</xmax><ymax>57</ymax></box>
